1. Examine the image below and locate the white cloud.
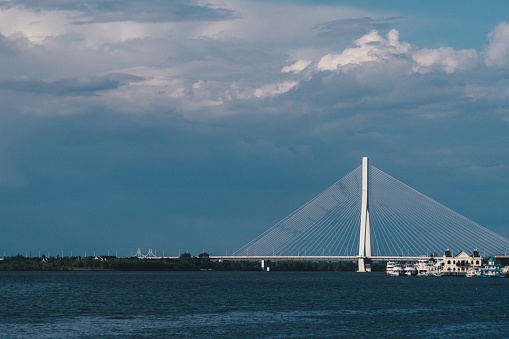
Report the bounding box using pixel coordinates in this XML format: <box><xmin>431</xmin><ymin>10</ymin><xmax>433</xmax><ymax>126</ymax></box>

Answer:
<box><xmin>484</xmin><ymin>21</ymin><xmax>509</xmax><ymax>67</ymax></box>
<box><xmin>0</xmin><ymin>4</ymin><xmax>227</xmax><ymax>49</ymax></box>
<box><xmin>316</xmin><ymin>29</ymin><xmax>412</xmax><ymax>71</ymax></box>
<box><xmin>253</xmin><ymin>81</ymin><xmax>299</xmax><ymax>99</ymax></box>
<box><xmin>281</xmin><ymin>59</ymin><xmax>312</xmax><ymax>74</ymax></box>
<box><xmin>412</xmin><ymin>47</ymin><xmax>478</xmax><ymax>74</ymax></box>
<box><xmin>304</xmin><ymin>28</ymin><xmax>478</xmax><ymax>76</ymax></box>
<box><xmin>211</xmin><ymin>1</ymin><xmax>376</xmax><ymax>46</ymax></box>
<box><xmin>0</xmin><ymin>6</ymin><xmax>75</xmax><ymax>44</ymax></box>
<box><xmin>1</xmin><ymin>2</ymin><xmax>508</xmax><ymax>121</ymax></box>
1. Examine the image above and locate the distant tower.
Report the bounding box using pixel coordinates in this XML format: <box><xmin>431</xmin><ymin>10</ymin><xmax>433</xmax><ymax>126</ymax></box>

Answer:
<box><xmin>358</xmin><ymin>157</ymin><xmax>372</xmax><ymax>272</ymax></box>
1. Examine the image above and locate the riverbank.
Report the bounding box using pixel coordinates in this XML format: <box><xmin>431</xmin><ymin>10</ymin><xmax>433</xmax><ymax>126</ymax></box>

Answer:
<box><xmin>0</xmin><ymin>254</ymin><xmax>383</xmax><ymax>271</ymax></box>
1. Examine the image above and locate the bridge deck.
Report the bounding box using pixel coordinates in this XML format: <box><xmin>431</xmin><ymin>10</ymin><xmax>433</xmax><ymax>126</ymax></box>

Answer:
<box><xmin>209</xmin><ymin>255</ymin><xmax>430</xmax><ymax>261</ymax></box>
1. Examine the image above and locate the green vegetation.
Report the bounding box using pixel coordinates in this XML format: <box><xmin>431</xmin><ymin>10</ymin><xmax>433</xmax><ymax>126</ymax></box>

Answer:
<box><xmin>0</xmin><ymin>254</ymin><xmax>383</xmax><ymax>272</ymax></box>
<box><xmin>0</xmin><ymin>253</ymin><xmax>263</xmax><ymax>271</ymax></box>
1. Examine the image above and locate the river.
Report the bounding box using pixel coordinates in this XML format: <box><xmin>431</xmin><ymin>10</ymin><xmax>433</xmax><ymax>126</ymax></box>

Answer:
<box><xmin>1</xmin><ymin>271</ymin><xmax>508</xmax><ymax>338</ymax></box>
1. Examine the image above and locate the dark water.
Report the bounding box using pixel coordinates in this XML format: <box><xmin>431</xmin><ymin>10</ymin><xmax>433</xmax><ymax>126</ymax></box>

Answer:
<box><xmin>1</xmin><ymin>271</ymin><xmax>508</xmax><ymax>338</ymax></box>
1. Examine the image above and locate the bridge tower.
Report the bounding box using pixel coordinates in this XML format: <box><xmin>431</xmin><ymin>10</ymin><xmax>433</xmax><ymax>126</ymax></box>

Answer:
<box><xmin>358</xmin><ymin>156</ymin><xmax>372</xmax><ymax>272</ymax></box>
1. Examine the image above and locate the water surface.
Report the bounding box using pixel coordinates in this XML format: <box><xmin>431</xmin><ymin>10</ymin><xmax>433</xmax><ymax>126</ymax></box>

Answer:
<box><xmin>1</xmin><ymin>271</ymin><xmax>508</xmax><ymax>338</ymax></box>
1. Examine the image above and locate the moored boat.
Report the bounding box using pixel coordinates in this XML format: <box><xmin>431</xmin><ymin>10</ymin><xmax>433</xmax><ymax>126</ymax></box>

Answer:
<box><xmin>386</xmin><ymin>261</ymin><xmax>396</xmax><ymax>275</ymax></box>
<box><xmin>466</xmin><ymin>267</ymin><xmax>479</xmax><ymax>278</ymax></box>
<box><xmin>386</xmin><ymin>261</ymin><xmax>404</xmax><ymax>276</ymax></box>
<box><xmin>404</xmin><ymin>263</ymin><xmax>417</xmax><ymax>276</ymax></box>
<box><xmin>415</xmin><ymin>258</ymin><xmax>434</xmax><ymax>276</ymax></box>
<box><xmin>475</xmin><ymin>257</ymin><xmax>505</xmax><ymax>278</ymax></box>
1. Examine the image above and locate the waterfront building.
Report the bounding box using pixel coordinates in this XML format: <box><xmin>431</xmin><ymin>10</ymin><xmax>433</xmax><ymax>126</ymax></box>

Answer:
<box><xmin>436</xmin><ymin>250</ymin><xmax>482</xmax><ymax>276</ymax></box>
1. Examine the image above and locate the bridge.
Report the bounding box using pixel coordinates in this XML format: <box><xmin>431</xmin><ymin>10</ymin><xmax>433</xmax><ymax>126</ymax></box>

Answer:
<box><xmin>230</xmin><ymin>157</ymin><xmax>509</xmax><ymax>272</ymax></box>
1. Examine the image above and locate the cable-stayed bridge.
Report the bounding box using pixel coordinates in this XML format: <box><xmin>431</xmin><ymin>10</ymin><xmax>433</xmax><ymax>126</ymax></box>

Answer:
<box><xmin>223</xmin><ymin>157</ymin><xmax>509</xmax><ymax>271</ymax></box>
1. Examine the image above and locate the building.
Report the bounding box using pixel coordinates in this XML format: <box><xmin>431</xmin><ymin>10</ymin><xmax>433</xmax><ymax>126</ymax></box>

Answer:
<box><xmin>436</xmin><ymin>250</ymin><xmax>482</xmax><ymax>276</ymax></box>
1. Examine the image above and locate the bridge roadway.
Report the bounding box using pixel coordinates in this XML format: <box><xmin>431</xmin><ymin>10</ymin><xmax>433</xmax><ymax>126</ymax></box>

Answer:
<box><xmin>138</xmin><ymin>255</ymin><xmax>432</xmax><ymax>262</ymax></box>
<box><xmin>208</xmin><ymin>255</ymin><xmax>431</xmax><ymax>262</ymax></box>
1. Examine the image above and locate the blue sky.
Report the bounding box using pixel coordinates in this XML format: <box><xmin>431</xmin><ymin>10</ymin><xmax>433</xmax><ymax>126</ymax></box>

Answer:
<box><xmin>1</xmin><ymin>1</ymin><xmax>509</xmax><ymax>257</ymax></box>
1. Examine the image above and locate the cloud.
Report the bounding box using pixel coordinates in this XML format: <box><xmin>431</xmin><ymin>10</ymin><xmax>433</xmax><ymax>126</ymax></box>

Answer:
<box><xmin>0</xmin><ymin>1</ymin><xmax>238</xmax><ymax>24</ymax></box>
<box><xmin>252</xmin><ymin>81</ymin><xmax>299</xmax><ymax>99</ymax></box>
<box><xmin>2</xmin><ymin>1</ymin><xmax>507</xmax><ymax>122</ymax></box>
<box><xmin>0</xmin><ymin>6</ymin><xmax>76</xmax><ymax>45</ymax></box>
<box><xmin>0</xmin><ymin>33</ymin><xmax>19</xmax><ymax>55</ymax></box>
<box><xmin>315</xmin><ymin>29</ymin><xmax>413</xmax><ymax>71</ymax></box>
<box><xmin>315</xmin><ymin>17</ymin><xmax>405</xmax><ymax>38</ymax></box>
<box><xmin>0</xmin><ymin>3</ymin><xmax>410</xmax><ymax>117</ymax></box>
<box><xmin>289</xmin><ymin>28</ymin><xmax>479</xmax><ymax>78</ymax></box>
<box><xmin>1</xmin><ymin>75</ymin><xmax>134</xmax><ymax>95</ymax></box>
<box><xmin>281</xmin><ymin>59</ymin><xmax>312</xmax><ymax>74</ymax></box>
<box><xmin>412</xmin><ymin>47</ymin><xmax>478</xmax><ymax>74</ymax></box>
<box><xmin>484</xmin><ymin>21</ymin><xmax>509</xmax><ymax>67</ymax></box>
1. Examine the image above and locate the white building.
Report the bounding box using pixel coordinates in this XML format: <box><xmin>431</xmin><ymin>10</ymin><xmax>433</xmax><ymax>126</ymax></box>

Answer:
<box><xmin>436</xmin><ymin>249</ymin><xmax>482</xmax><ymax>275</ymax></box>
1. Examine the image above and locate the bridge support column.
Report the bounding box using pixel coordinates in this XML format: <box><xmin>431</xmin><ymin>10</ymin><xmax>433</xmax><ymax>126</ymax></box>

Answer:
<box><xmin>358</xmin><ymin>257</ymin><xmax>366</xmax><ymax>272</ymax></box>
<box><xmin>358</xmin><ymin>157</ymin><xmax>372</xmax><ymax>272</ymax></box>
<box><xmin>261</xmin><ymin>259</ymin><xmax>271</xmax><ymax>271</ymax></box>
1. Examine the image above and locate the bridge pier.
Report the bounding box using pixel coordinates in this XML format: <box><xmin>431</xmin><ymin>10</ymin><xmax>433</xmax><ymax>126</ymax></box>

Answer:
<box><xmin>358</xmin><ymin>257</ymin><xmax>366</xmax><ymax>273</ymax></box>
<box><xmin>358</xmin><ymin>257</ymin><xmax>372</xmax><ymax>272</ymax></box>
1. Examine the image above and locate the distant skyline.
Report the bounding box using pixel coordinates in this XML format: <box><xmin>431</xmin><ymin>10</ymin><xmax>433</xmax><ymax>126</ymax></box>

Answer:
<box><xmin>1</xmin><ymin>1</ymin><xmax>509</xmax><ymax>257</ymax></box>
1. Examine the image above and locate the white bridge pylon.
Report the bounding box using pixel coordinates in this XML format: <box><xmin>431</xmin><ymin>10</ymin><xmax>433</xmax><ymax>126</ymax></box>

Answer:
<box><xmin>132</xmin><ymin>248</ymin><xmax>161</xmax><ymax>259</ymax></box>
<box><xmin>234</xmin><ymin>157</ymin><xmax>509</xmax><ymax>268</ymax></box>
<box><xmin>357</xmin><ymin>157</ymin><xmax>371</xmax><ymax>272</ymax></box>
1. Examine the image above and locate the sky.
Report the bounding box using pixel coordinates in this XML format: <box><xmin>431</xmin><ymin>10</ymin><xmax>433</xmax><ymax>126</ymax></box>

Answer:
<box><xmin>1</xmin><ymin>0</ymin><xmax>509</xmax><ymax>257</ymax></box>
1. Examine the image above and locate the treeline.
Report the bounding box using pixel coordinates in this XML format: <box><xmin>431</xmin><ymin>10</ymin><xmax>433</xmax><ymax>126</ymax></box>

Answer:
<box><xmin>0</xmin><ymin>253</ymin><xmax>384</xmax><ymax>272</ymax></box>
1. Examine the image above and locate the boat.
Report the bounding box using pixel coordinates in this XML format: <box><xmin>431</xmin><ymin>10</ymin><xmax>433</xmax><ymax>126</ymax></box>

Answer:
<box><xmin>475</xmin><ymin>257</ymin><xmax>505</xmax><ymax>278</ymax></box>
<box><xmin>404</xmin><ymin>263</ymin><xmax>417</xmax><ymax>276</ymax></box>
<box><xmin>387</xmin><ymin>259</ymin><xmax>438</xmax><ymax>276</ymax></box>
<box><xmin>466</xmin><ymin>268</ymin><xmax>480</xmax><ymax>278</ymax></box>
<box><xmin>386</xmin><ymin>261</ymin><xmax>396</xmax><ymax>275</ymax></box>
<box><xmin>386</xmin><ymin>261</ymin><xmax>404</xmax><ymax>276</ymax></box>
<box><xmin>415</xmin><ymin>258</ymin><xmax>434</xmax><ymax>276</ymax></box>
